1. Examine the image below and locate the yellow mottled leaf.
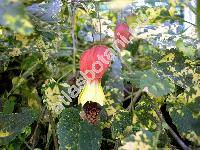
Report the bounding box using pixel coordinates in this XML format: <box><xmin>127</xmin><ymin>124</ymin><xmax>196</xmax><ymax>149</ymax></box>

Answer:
<box><xmin>16</xmin><ymin>33</ymin><xmax>29</xmax><ymax>47</ymax></box>
<box><xmin>0</xmin><ymin>131</ymin><xmax>12</xmax><ymax>137</ymax></box>
<box><xmin>158</xmin><ymin>53</ymin><xmax>175</xmax><ymax>63</ymax></box>
<box><xmin>106</xmin><ymin>106</ymin><xmax>116</xmax><ymax>116</ymax></box>
<box><xmin>43</xmin><ymin>78</ymin><xmax>65</xmax><ymax>116</ymax></box>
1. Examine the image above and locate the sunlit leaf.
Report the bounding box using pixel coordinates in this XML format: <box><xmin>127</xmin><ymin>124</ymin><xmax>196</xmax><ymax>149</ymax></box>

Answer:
<box><xmin>133</xmin><ymin>96</ymin><xmax>159</xmax><ymax>131</ymax></box>
<box><xmin>152</xmin><ymin>49</ymin><xmax>199</xmax><ymax>89</ymax></box>
<box><xmin>119</xmin><ymin>130</ymin><xmax>153</xmax><ymax>150</ymax></box>
<box><xmin>140</xmin><ymin>70</ymin><xmax>175</xmax><ymax>97</ymax></box>
<box><xmin>176</xmin><ymin>39</ymin><xmax>196</xmax><ymax>58</ymax></box>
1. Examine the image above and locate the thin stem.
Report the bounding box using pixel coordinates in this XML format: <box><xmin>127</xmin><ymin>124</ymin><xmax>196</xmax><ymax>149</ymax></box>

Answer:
<box><xmin>148</xmin><ymin>98</ymin><xmax>190</xmax><ymax>150</ymax></box>
<box><xmin>31</xmin><ymin>123</ymin><xmax>39</xmax><ymax>149</ymax></box>
<box><xmin>49</xmin><ymin>112</ymin><xmax>59</xmax><ymax>150</ymax></box>
<box><xmin>67</xmin><ymin>0</ymin><xmax>111</xmax><ymax>4</ymax></box>
<box><xmin>45</xmin><ymin>135</ymin><xmax>52</xmax><ymax>150</ymax></box>
<box><xmin>57</xmin><ymin>70</ymin><xmax>72</xmax><ymax>83</ymax></box>
<box><xmin>24</xmin><ymin>141</ymin><xmax>32</xmax><ymax>150</ymax></box>
<box><xmin>122</xmin><ymin>91</ymin><xmax>137</xmax><ymax>102</ymax></box>
<box><xmin>160</xmin><ymin>16</ymin><xmax>197</xmax><ymax>27</ymax></box>
<box><xmin>197</xmin><ymin>0</ymin><xmax>200</xmax><ymax>38</ymax></box>
<box><xmin>96</xmin><ymin>2</ymin><xmax>102</xmax><ymax>43</ymax></box>
<box><xmin>31</xmin><ymin>107</ymin><xmax>46</xmax><ymax>149</ymax></box>
<box><xmin>153</xmin><ymin>123</ymin><xmax>162</xmax><ymax>149</ymax></box>
<box><xmin>130</xmin><ymin>87</ymin><xmax>135</xmax><ymax>111</ymax></box>
<box><xmin>127</xmin><ymin>89</ymin><xmax>142</xmax><ymax>111</ymax></box>
<box><xmin>124</xmin><ymin>87</ymin><xmax>131</xmax><ymax>94</ymax></box>
<box><xmin>71</xmin><ymin>3</ymin><xmax>77</xmax><ymax>74</ymax></box>
<box><xmin>101</xmin><ymin>138</ymin><xmax>116</xmax><ymax>144</ymax></box>
<box><xmin>7</xmin><ymin>60</ymin><xmax>40</xmax><ymax>98</ymax></box>
<box><xmin>114</xmin><ymin>139</ymin><xmax>120</xmax><ymax>150</ymax></box>
<box><xmin>183</xmin><ymin>20</ymin><xmax>196</xmax><ymax>27</ymax></box>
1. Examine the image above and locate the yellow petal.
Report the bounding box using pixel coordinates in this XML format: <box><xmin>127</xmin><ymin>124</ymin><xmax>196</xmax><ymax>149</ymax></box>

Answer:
<box><xmin>78</xmin><ymin>81</ymin><xmax>106</xmax><ymax>106</ymax></box>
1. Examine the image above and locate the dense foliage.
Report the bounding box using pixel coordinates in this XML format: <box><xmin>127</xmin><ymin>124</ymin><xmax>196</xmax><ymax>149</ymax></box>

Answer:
<box><xmin>0</xmin><ymin>0</ymin><xmax>199</xmax><ymax>150</ymax></box>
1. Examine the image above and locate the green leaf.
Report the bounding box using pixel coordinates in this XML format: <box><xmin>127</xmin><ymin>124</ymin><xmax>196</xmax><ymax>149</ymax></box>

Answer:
<box><xmin>57</xmin><ymin>108</ymin><xmax>102</xmax><ymax>150</ymax></box>
<box><xmin>3</xmin><ymin>96</ymin><xmax>15</xmax><ymax>114</ymax></box>
<box><xmin>57</xmin><ymin>108</ymin><xmax>81</xmax><ymax>150</ymax></box>
<box><xmin>79</xmin><ymin>121</ymin><xmax>102</xmax><ymax>150</ymax></box>
<box><xmin>139</xmin><ymin>70</ymin><xmax>175</xmax><ymax>97</ymax></box>
<box><xmin>111</xmin><ymin>110</ymin><xmax>132</xmax><ymax>139</ymax></box>
<box><xmin>20</xmin><ymin>55</ymin><xmax>39</xmax><ymax>72</ymax></box>
<box><xmin>0</xmin><ymin>108</ymin><xmax>38</xmax><ymax>145</ymax></box>
<box><xmin>0</xmin><ymin>0</ymin><xmax>33</xmax><ymax>35</ymax></box>
<box><xmin>124</xmin><ymin>69</ymin><xmax>175</xmax><ymax>97</ymax></box>
<box><xmin>168</xmin><ymin>100</ymin><xmax>200</xmax><ymax>145</ymax></box>
<box><xmin>123</xmin><ymin>70</ymin><xmax>143</xmax><ymax>87</ymax></box>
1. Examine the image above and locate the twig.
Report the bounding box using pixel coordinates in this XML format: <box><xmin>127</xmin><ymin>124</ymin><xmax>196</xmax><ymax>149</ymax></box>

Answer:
<box><xmin>153</xmin><ymin>123</ymin><xmax>162</xmax><ymax>149</ymax></box>
<box><xmin>71</xmin><ymin>2</ymin><xmax>77</xmax><ymax>74</ymax></box>
<box><xmin>101</xmin><ymin>138</ymin><xmax>116</xmax><ymax>144</ymax></box>
<box><xmin>7</xmin><ymin>60</ymin><xmax>41</xmax><ymax>98</ymax></box>
<box><xmin>95</xmin><ymin>2</ymin><xmax>102</xmax><ymax>43</ymax></box>
<box><xmin>49</xmin><ymin>112</ymin><xmax>59</xmax><ymax>150</ymax></box>
<box><xmin>197</xmin><ymin>0</ymin><xmax>200</xmax><ymax>38</ymax></box>
<box><xmin>122</xmin><ymin>91</ymin><xmax>137</xmax><ymax>102</ymax></box>
<box><xmin>31</xmin><ymin>107</ymin><xmax>46</xmax><ymax>149</ymax></box>
<box><xmin>156</xmin><ymin>110</ymin><xmax>189</xmax><ymax>150</ymax></box>
<box><xmin>123</xmin><ymin>87</ymin><xmax>131</xmax><ymax>94</ymax></box>
<box><xmin>31</xmin><ymin>123</ymin><xmax>39</xmax><ymax>149</ymax></box>
<box><xmin>57</xmin><ymin>70</ymin><xmax>72</xmax><ymax>83</ymax></box>
<box><xmin>45</xmin><ymin>135</ymin><xmax>52</xmax><ymax>150</ymax></box>
<box><xmin>0</xmin><ymin>98</ymin><xmax>2</xmax><ymax>112</ymax></box>
<box><xmin>148</xmin><ymin>98</ymin><xmax>190</xmax><ymax>150</ymax></box>
<box><xmin>160</xmin><ymin>16</ymin><xmax>197</xmax><ymax>27</ymax></box>
<box><xmin>24</xmin><ymin>141</ymin><xmax>32</xmax><ymax>150</ymax></box>
<box><xmin>67</xmin><ymin>0</ymin><xmax>112</xmax><ymax>4</ymax></box>
<box><xmin>183</xmin><ymin>20</ymin><xmax>196</xmax><ymax>27</ymax></box>
<box><xmin>127</xmin><ymin>89</ymin><xmax>142</xmax><ymax>111</ymax></box>
<box><xmin>114</xmin><ymin>139</ymin><xmax>121</xmax><ymax>150</ymax></box>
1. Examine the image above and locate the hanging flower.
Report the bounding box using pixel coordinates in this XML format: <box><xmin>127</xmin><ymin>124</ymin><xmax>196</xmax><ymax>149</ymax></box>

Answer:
<box><xmin>78</xmin><ymin>45</ymin><xmax>111</xmax><ymax>124</ymax></box>
<box><xmin>114</xmin><ymin>23</ymin><xmax>132</xmax><ymax>50</ymax></box>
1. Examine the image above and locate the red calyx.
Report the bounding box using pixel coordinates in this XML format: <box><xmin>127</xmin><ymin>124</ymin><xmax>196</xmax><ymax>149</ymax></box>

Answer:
<box><xmin>80</xmin><ymin>45</ymin><xmax>111</xmax><ymax>81</ymax></box>
<box><xmin>114</xmin><ymin>23</ymin><xmax>132</xmax><ymax>50</ymax></box>
<box><xmin>82</xmin><ymin>102</ymin><xmax>102</xmax><ymax>125</ymax></box>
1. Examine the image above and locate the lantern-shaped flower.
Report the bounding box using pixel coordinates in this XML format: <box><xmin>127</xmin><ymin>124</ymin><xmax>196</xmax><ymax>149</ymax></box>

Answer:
<box><xmin>115</xmin><ymin>23</ymin><xmax>132</xmax><ymax>50</ymax></box>
<box><xmin>78</xmin><ymin>45</ymin><xmax>111</xmax><ymax>124</ymax></box>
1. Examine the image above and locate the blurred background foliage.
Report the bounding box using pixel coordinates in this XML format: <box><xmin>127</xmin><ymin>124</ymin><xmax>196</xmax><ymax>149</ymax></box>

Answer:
<box><xmin>0</xmin><ymin>0</ymin><xmax>199</xmax><ymax>149</ymax></box>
